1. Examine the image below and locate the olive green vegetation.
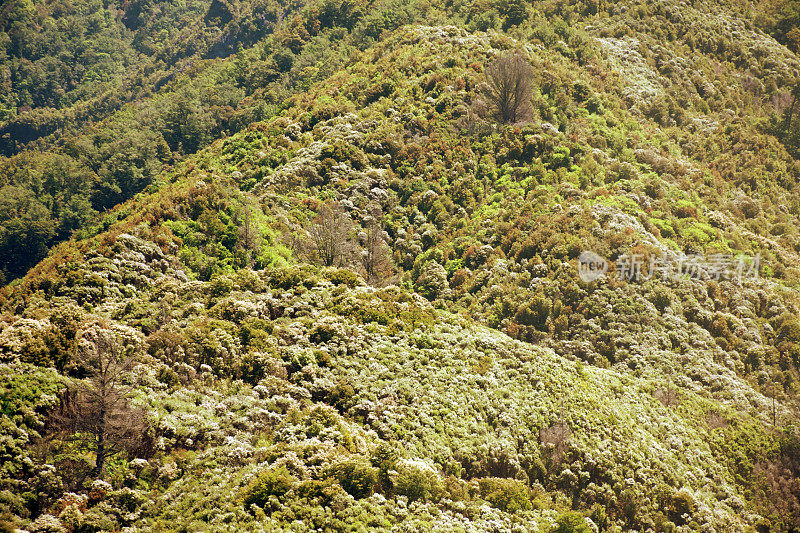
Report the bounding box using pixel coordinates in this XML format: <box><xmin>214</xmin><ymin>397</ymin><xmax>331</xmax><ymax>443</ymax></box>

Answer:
<box><xmin>2</xmin><ymin>0</ymin><xmax>800</xmax><ymax>531</ymax></box>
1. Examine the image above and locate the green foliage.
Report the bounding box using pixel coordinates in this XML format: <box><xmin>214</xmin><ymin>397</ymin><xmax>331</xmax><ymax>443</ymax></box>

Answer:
<box><xmin>244</xmin><ymin>467</ymin><xmax>295</xmax><ymax>508</ymax></box>
<box><xmin>648</xmin><ymin>286</ymin><xmax>672</xmax><ymax>313</ymax></box>
<box><xmin>477</xmin><ymin>477</ymin><xmax>532</xmax><ymax>513</ymax></box>
<box><xmin>208</xmin><ymin>276</ymin><xmax>235</xmax><ymax>299</ymax></box>
<box><xmin>515</xmin><ymin>295</ymin><xmax>551</xmax><ymax>330</ymax></box>
<box><xmin>665</xmin><ymin>489</ymin><xmax>696</xmax><ymax>526</ymax></box>
<box><xmin>0</xmin><ymin>184</ymin><xmax>57</xmax><ymax>279</ymax></box>
<box><xmin>326</xmin><ymin>268</ymin><xmax>360</xmax><ymax>288</ymax></box>
<box><xmin>327</xmin><ymin>380</ymin><xmax>356</xmax><ymax>411</ymax></box>
<box><xmin>331</xmin><ymin>459</ymin><xmax>379</xmax><ymax>499</ymax></box>
<box><xmin>2</xmin><ymin>2</ymin><xmax>800</xmax><ymax>530</ymax></box>
<box><xmin>240</xmin><ymin>318</ymin><xmax>274</xmax><ymax>348</ymax></box>
<box><xmin>239</xmin><ymin>349</ymin><xmax>281</xmax><ymax>384</ymax></box>
<box><xmin>552</xmin><ymin>511</ymin><xmax>592</xmax><ymax>533</ymax></box>
<box><xmin>309</xmin><ymin>323</ymin><xmax>336</xmax><ymax>344</ymax></box>
<box><xmin>370</xmin><ymin>442</ymin><xmax>400</xmax><ymax>492</ymax></box>
<box><xmin>393</xmin><ymin>461</ymin><xmax>442</xmax><ymax>503</ymax></box>
<box><xmin>775</xmin><ymin>313</ymin><xmax>800</xmax><ymax>344</ymax></box>
<box><xmin>0</xmin><ymin>364</ymin><xmax>61</xmax><ymax>421</ymax></box>
<box><xmin>267</xmin><ymin>266</ymin><xmax>318</xmax><ymax>290</ymax></box>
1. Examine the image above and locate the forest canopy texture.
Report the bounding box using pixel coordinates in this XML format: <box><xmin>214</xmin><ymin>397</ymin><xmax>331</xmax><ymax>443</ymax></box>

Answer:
<box><xmin>2</xmin><ymin>0</ymin><xmax>800</xmax><ymax>532</ymax></box>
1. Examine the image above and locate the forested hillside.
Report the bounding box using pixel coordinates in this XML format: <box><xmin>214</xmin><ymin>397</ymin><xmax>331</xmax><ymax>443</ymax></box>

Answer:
<box><xmin>2</xmin><ymin>0</ymin><xmax>800</xmax><ymax>531</ymax></box>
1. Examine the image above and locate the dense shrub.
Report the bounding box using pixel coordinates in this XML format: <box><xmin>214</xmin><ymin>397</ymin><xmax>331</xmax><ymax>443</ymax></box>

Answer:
<box><xmin>331</xmin><ymin>459</ymin><xmax>379</xmax><ymax>499</ymax></box>
<box><xmin>393</xmin><ymin>460</ymin><xmax>443</xmax><ymax>503</ymax></box>
<box><xmin>244</xmin><ymin>467</ymin><xmax>295</xmax><ymax>509</ymax></box>
<box><xmin>310</xmin><ymin>323</ymin><xmax>336</xmax><ymax>344</ymax></box>
<box><xmin>326</xmin><ymin>268</ymin><xmax>360</xmax><ymax>287</ymax></box>
<box><xmin>477</xmin><ymin>477</ymin><xmax>532</xmax><ymax>513</ymax></box>
<box><xmin>552</xmin><ymin>511</ymin><xmax>593</xmax><ymax>533</ymax></box>
<box><xmin>2</xmin><ymin>4</ymin><xmax>800</xmax><ymax>531</ymax></box>
<box><xmin>648</xmin><ymin>286</ymin><xmax>672</xmax><ymax>313</ymax></box>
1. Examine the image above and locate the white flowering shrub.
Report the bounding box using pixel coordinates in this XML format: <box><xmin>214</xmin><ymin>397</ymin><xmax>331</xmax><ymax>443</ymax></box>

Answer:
<box><xmin>1</xmin><ymin>13</ymin><xmax>799</xmax><ymax>532</ymax></box>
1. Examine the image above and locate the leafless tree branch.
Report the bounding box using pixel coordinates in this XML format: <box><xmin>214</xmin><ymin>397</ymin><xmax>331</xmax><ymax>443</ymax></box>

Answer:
<box><xmin>48</xmin><ymin>324</ymin><xmax>149</xmax><ymax>477</ymax></box>
<box><xmin>485</xmin><ymin>52</ymin><xmax>534</xmax><ymax>124</ymax></box>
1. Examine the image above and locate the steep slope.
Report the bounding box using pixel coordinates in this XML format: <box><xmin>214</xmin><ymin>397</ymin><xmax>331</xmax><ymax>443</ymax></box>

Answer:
<box><xmin>0</xmin><ymin>0</ymin><xmax>375</xmax><ymax>280</ymax></box>
<box><xmin>2</xmin><ymin>0</ymin><xmax>798</xmax><ymax>283</ymax></box>
<box><xmin>0</xmin><ymin>231</ymin><xmax>788</xmax><ymax>531</ymax></box>
<box><xmin>1</xmin><ymin>7</ymin><xmax>800</xmax><ymax>533</ymax></box>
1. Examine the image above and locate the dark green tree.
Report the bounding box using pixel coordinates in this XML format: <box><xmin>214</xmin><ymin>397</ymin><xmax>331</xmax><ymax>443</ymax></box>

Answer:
<box><xmin>0</xmin><ymin>185</ymin><xmax>56</xmax><ymax>279</ymax></box>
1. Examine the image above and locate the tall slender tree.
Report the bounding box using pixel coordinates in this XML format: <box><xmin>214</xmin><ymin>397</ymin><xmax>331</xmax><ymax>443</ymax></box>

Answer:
<box><xmin>782</xmin><ymin>83</ymin><xmax>800</xmax><ymax>137</ymax></box>
<box><xmin>360</xmin><ymin>205</ymin><xmax>393</xmax><ymax>286</ymax></box>
<box><xmin>780</xmin><ymin>82</ymin><xmax>800</xmax><ymax>158</ymax></box>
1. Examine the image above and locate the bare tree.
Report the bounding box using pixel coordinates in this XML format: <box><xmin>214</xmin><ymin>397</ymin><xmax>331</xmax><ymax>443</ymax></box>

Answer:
<box><xmin>655</xmin><ymin>384</ymin><xmax>679</xmax><ymax>408</ymax></box>
<box><xmin>485</xmin><ymin>52</ymin><xmax>534</xmax><ymax>124</ymax></box>
<box><xmin>360</xmin><ymin>206</ymin><xmax>394</xmax><ymax>285</ymax></box>
<box><xmin>305</xmin><ymin>201</ymin><xmax>356</xmax><ymax>267</ymax></box>
<box><xmin>237</xmin><ymin>198</ymin><xmax>261</xmax><ymax>267</ymax></box>
<box><xmin>540</xmin><ymin>421</ymin><xmax>572</xmax><ymax>468</ymax></box>
<box><xmin>705</xmin><ymin>410</ymin><xmax>728</xmax><ymax>429</ymax></box>
<box><xmin>782</xmin><ymin>82</ymin><xmax>800</xmax><ymax>138</ymax></box>
<box><xmin>49</xmin><ymin>325</ymin><xmax>148</xmax><ymax>477</ymax></box>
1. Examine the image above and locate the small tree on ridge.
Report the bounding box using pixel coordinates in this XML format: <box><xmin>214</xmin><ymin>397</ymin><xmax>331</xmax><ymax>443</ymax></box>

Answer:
<box><xmin>485</xmin><ymin>52</ymin><xmax>534</xmax><ymax>124</ymax></box>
